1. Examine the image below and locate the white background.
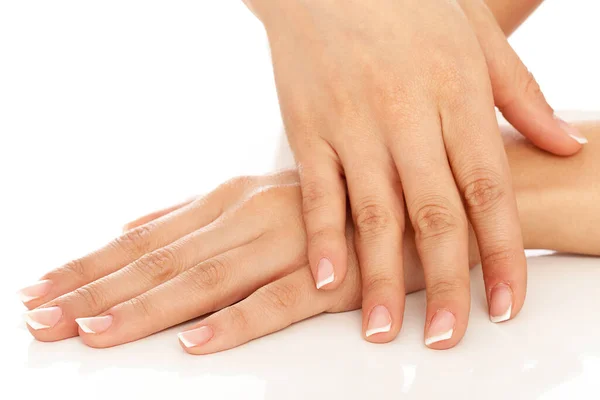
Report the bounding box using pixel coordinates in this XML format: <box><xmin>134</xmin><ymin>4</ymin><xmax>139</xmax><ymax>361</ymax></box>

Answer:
<box><xmin>1</xmin><ymin>1</ymin><xmax>599</xmax><ymax>399</ymax></box>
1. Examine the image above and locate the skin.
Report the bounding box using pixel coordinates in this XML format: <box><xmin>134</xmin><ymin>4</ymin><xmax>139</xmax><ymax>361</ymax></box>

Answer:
<box><xmin>242</xmin><ymin>0</ymin><xmax>587</xmax><ymax>348</ymax></box>
<box><xmin>20</xmin><ymin>121</ymin><xmax>600</xmax><ymax>353</ymax></box>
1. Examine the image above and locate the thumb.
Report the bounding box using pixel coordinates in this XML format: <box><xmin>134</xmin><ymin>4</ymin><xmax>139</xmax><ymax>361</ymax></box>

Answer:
<box><xmin>462</xmin><ymin>1</ymin><xmax>587</xmax><ymax>155</ymax></box>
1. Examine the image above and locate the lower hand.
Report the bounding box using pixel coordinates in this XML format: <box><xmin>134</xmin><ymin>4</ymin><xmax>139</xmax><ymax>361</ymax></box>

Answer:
<box><xmin>20</xmin><ymin>170</ymin><xmax>436</xmax><ymax>351</ymax></box>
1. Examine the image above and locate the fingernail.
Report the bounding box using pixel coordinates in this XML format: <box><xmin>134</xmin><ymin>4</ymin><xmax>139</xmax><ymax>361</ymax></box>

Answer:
<box><xmin>18</xmin><ymin>280</ymin><xmax>52</xmax><ymax>303</ymax></box>
<box><xmin>425</xmin><ymin>309</ymin><xmax>455</xmax><ymax>346</ymax></box>
<box><xmin>555</xmin><ymin>116</ymin><xmax>588</xmax><ymax>144</ymax></box>
<box><xmin>24</xmin><ymin>306</ymin><xmax>62</xmax><ymax>330</ymax></box>
<box><xmin>489</xmin><ymin>283</ymin><xmax>513</xmax><ymax>323</ymax></box>
<box><xmin>178</xmin><ymin>326</ymin><xmax>214</xmax><ymax>348</ymax></box>
<box><xmin>76</xmin><ymin>315</ymin><xmax>114</xmax><ymax>334</ymax></box>
<box><xmin>316</xmin><ymin>258</ymin><xmax>335</xmax><ymax>289</ymax></box>
<box><xmin>365</xmin><ymin>305</ymin><xmax>392</xmax><ymax>337</ymax></box>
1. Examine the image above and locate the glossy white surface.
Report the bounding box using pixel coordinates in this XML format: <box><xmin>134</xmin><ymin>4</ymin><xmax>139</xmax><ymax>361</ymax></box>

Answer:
<box><xmin>1</xmin><ymin>2</ymin><xmax>599</xmax><ymax>399</ymax></box>
<box><xmin>5</xmin><ymin>252</ymin><xmax>600</xmax><ymax>399</ymax></box>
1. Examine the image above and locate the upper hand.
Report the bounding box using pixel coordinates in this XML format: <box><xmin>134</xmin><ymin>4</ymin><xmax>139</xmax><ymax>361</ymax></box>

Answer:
<box><xmin>245</xmin><ymin>0</ymin><xmax>586</xmax><ymax>348</ymax></box>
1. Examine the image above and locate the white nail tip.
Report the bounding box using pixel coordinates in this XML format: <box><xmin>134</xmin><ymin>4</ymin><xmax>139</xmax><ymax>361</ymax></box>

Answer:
<box><xmin>490</xmin><ymin>305</ymin><xmax>512</xmax><ymax>323</ymax></box>
<box><xmin>17</xmin><ymin>280</ymin><xmax>51</xmax><ymax>303</ymax></box>
<box><xmin>316</xmin><ymin>273</ymin><xmax>335</xmax><ymax>289</ymax></box>
<box><xmin>569</xmin><ymin>134</ymin><xmax>588</xmax><ymax>145</ymax></box>
<box><xmin>425</xmin><ymin>329</ymin><xmax>454</xmax><ymax>346</ymax></box>
<box><xmin>75</xmin><ymin>318</ymin><xmax>95</xmax><ymax>334</ymax></box>
<box><xmin>24</xmin><ymin>315</ymin><xmax>51</xmax><ymax>330</ymax></box>
<box><xmin>366</xmin><ymin>322</ymin><xmax>392</xmax><ymax>337</ymax></box>
<box><xmin>19</xmin><ymin>294</ymin><xmax>40</xmax><ymax>303</ymax></box>
<box><xmin>178</xmin><ymin>333</ymin><xmax>197</xmax><ymax>348</ymax></box>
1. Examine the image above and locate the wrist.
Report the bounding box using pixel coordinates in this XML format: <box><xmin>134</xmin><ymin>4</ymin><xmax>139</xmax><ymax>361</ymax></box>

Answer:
<box><xmin>506</xmin><ymin>122</ymin><xmax>600</xmax><ymax>254</ymax></box>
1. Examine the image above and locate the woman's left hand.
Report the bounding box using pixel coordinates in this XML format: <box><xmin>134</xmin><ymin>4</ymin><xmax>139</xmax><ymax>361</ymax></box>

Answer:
<box><xmin>20</xmin><ymin>170</ymin><xmax>434</xmax><ymax>351</ymax></box>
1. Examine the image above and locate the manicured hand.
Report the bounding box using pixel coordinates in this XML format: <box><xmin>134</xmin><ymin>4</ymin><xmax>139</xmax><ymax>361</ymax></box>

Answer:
<box><xmin>244</xmin><ymin>0</ymin><xmax>587</xmax><ymax>347</ymax></box>
<box><xmin>19</xmin><ymin>171</ymin><xmax>440</xmax><ymax>350</ymax></box>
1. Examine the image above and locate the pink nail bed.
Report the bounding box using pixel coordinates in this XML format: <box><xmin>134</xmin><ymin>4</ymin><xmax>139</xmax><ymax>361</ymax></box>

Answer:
<box><xmin>555</xmin><ymin>116</ymin><xmax>588</xmax><ymax>144</ymax></box>
<box><xmin>489</xmin><ymin>284</ymin><xmax>513</xmax><ymax>323</ymax></box>
<box><xmin>425</xmin><ymin>309</ymin><xmax>455</xmax><ymax>346</ymax></box>
<box><xmin>24</xmin><ymin>306</ymin><xmax>62</xmax><ymax>330</ymax></box>
<box><xmin>366</xmin><ymin>305</ymin><xmax>392</xmax><ymax>337</ymax></box>
<box><xmin>316</xmin><ymin>258</ymin><xmax>335</xmax><ymax>289</ymax></box>
<box><xmin>178</xmin><ymin>326</ymin><xmax>214</xmax><ymax>348</ymax></box>
<box><xmin>18</xmin><ymin>280</ymin><xmax>52</xmax><ymax>303</ymax></box>
<box><xmin>76</xmin><ymin>315</ymin><xmax>114</xmax><ymax>334</ymax></box>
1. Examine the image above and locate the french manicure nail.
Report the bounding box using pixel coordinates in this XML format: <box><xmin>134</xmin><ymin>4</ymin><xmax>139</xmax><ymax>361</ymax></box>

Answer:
<box><xmin>24</xmin><ymin>306</ymin><xmax>62</xmax><ymax>330</ymax></box>
<box><xmin>555</xmin><ymin>116</ymin><xmax>588</xmax><ymax>144</ymax></box>
<box><xmin>18</xmin><ymin>280</ymin><xmax>52</xmax><ymax>303</ymax></box>
<box><xmin>76</xmin><ymin>315</ymin><xmax>114</xmax><ymax>334</ymax></box>
<box><xmin>489</xmin><ymin>283</ymin><xmax>513</xmax><ymax>323</ymax></box>
<box><xmin>366</xmin><ymin>305</ymin><xmax>392</xmax><ymax>337</ymax></box>
<box><xmin>425</xmin><ymin>309</ymin><xmax>455</xmax><ymax>346</ymax></box>
<box><xmin>316</xmin><ymin>258</ymin><xmax>335</xmax><ymax>289</ymax></box>
<box><xmin>178</xmin><ymin>326</ymin><xmax>214</xmax><ymax>348</ymax></box>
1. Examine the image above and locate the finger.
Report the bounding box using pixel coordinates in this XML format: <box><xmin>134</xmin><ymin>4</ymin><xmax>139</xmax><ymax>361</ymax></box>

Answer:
<box><xmin>74</xmin><ymin>232</ymin><xmax>305</xmax><ymax>348</ymax></box>
<box><xmin>439</xmin><ymin>65</ymin><xmax>527</xmax><ymax>327</ymax></box>
<box><xmin>391</xmin><ymin>104</ymin><xmax>470</xmax><ymax>349</ymax></box>
<box><xmin>460</xmin><ymin>0</ymin><xmax>587</xmax><ymax>154</ymax></box>
<box><xmin>339</xmin><ymin>139</ymin><xmax>405</xmax><ymax>343</ymax></box>
<box><xmin>23</xmin><ymin>206</ymin><xmax>266</xmax><ymax>342</ymax></box>
<box><xmin>19</xmin><ymin>188</ymin><xmax>226</xmax><ymax>310</ymax></box>
<box><xmin>296</xmin><ymin>140</ymin><xmax>348</xmax><ymax>290</ymax></box>
<box><xmin>178</xmin><ymin>267</ymin><xmax>333</xmax><ymax>354</ymax></box>
<box><xmin>122</xmin><ymin>199</ymin><xmax>195</xmax><ymax>231</ymax></box>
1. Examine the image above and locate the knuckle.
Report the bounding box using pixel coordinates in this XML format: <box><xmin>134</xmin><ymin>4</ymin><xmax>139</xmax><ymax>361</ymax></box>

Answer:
<box><xmin>221</xmin><ymin>175</ymin><xmax>257</xmax><ymax>193</ymax></box>
<box><xmin>73</xmin><ymin>284</ymin><xmax>108</xmax><ymax>311</ymax></box>
<box><xmin>226</xmin><ymin>305</ymin><xmax>249</xmax><ymax>331</ymax></box>
<box><xmin>363</xmin><ymin>271</ymin><xmax>397</xmax><ymax>295</ymax></box>
<box><xmin>244</xmin><ymin>185</ymin><xmax>284</xmax><ymax>211</ymax></box>
<box><xmin>256</xmin><ymin>281</ymin><xmax>303</xmax><ymax>312</ymax></box>
<box><xmin>128</xmin><ymin>295</ymin><xmax>156</xmax><ymax>319</ymax></box>
<box><xmin>426</xmin><ymin>279</ymin><xmax>467</xmax><ymax>302</ymax></box>
<box><xmin>308</xmin><ymin>227</ymin><xmax>339</xmax><ymax>250</ymax></box>
<box><xmin>438</xmin><ymin>65</ymin><xmax>469</xmax><ymax>96</ymax></box>
<box><xmin>481</xmin><ymin>245</ymin><xmax>519</xmax><ymax>270</ymax></box>
<box><xmin>62</xmin><ymin>258</ymin><xmax>89</xmax><ymax>281</ymax></box>
<box><xmin>114</xmin><ymin>225</ymin><xmax>154</xmax><ymax>257</ymax></box>
<box><xmin>521</xmin><ymin>71</ymin><xmax>542</xmax><ymax>99</ymax></box>
<box><xmin>498</xmin><ymin>68</ymin><xmax>544</xmax><ymax>109</ymax></box>
<box><xmin>191</xmin><ymin>256</ymin><xmax>230</xmax><ymax>289</ymax></box>
<box><xmin>413</xmin><ymin>199</ymin><xmax>463</xmax><ymax>242</ymax></box>
<box><xmin>370</xmin><ymin>80</ymin><xmax>413</xmax><ymax>118</ymax></box>
<box><xmin>353</xmin><ymin>200</ymin><xmax>394</xmax><ymax>239</ymax></box>
<box><xmin>428</xmin><ymin>52</ymin><xmax>472</xmax><ymax>95</ymax></box>
<box><xmin>326</xmin><ymin>79</ymin><xmax>358</xmax><ymax>117</ymax></box>
<box><xmin>134</xmin><ymin>247</ymin><xmax>179</xmax><ymax>284</ymax></box>
<box><xmin>301</xmin><ymin>179</ymin><xmax>329</xmax><ymax>216</ymax></box>
<box><xmin>462</xmin><ymin>172</ymin><xmax>505</xmax><ymax>215</ymax></box>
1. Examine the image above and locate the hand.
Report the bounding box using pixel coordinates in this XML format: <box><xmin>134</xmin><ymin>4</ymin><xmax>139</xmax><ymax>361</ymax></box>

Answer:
<box><xmin>20</xmin><ymin>170</ymin><xmax>435</xmax><ymax>349</ymax></box>
<box><xmin>245</xmin><ymin>0</ymin><xmax>587</xmax><ymax>348</ymax></box>
<box><xmin>19</xmin><ymin>122</ymin><xmax>600</xmax><ymax>352</ymax></box>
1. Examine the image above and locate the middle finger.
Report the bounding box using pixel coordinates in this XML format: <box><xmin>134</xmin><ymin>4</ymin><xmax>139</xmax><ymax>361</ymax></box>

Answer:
<box><xmin>390</xmin><ymin>102</ymin><xmax>470</xmax><ymax>349</ymax></box>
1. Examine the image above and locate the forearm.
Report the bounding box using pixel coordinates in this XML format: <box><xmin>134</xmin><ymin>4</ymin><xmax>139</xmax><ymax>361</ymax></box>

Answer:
<box><xmin>484</xmin><ymin>0</ymin><xmax>544</xmax><ymax>36</ymax></box>
<box><xmin>507</xmin><ymin>121</ymin><xmax>600</xmax><ymax>255</ymax></box>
